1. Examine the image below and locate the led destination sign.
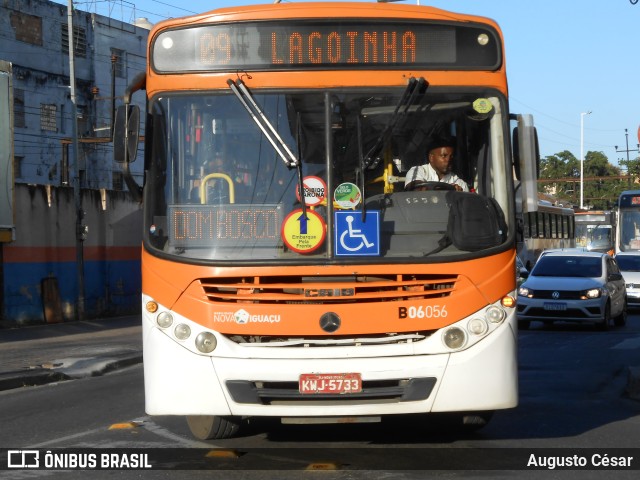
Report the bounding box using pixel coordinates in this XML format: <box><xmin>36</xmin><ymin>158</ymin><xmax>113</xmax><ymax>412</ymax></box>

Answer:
<box><xmin>168</xmin><ymin>204</ymin><xmax>283</xmax><ymax>248</ymax></box>
<box><xmin>152</xmin><ymin>21</ymin><xmax>500</xmax><ymax>72</ymax></box>
<box><xmin>620</xmin><ymin>194</ymin><xmax>640</xmax><ymax>207</ymax></box>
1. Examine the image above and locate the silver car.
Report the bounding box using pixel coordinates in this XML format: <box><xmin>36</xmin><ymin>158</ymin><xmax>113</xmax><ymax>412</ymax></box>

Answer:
<box><xmin>615</xmin><ymin>252</ymin><xmax>640</xmax><ymax>310</ymax></box>
<box><xmin>517</xmin><ymin>251</ymin><xmax>627</xmax><ymax>330</ymax></box>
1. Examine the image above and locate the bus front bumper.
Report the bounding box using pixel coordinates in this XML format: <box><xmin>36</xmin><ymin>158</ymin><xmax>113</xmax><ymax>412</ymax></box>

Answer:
<box><xmin>143</xmin><ymin>318</ymin><xmax>518</xmax><ymax>418</ymax></box>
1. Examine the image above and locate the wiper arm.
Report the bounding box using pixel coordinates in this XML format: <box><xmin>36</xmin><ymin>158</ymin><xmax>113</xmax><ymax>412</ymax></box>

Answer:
<box><xmin>227</xmin><ymin>79</ymin><xmax>298</xmax><ymax>168</ymax></box>
<box><xmin>362</xmin><ymin>77</ymin><xmax>428</xmax><ymax>170</ymax></box>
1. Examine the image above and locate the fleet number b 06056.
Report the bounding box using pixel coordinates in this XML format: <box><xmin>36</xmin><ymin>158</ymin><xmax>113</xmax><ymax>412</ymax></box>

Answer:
<box><xmin>398</xmin><ymin>305</ymin><xmax>448</xmax><ymax>319</ymax></box>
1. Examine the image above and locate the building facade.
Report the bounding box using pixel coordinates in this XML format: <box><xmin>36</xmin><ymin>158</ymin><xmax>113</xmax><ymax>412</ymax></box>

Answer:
<box><xmin>0</xmin><ymin>0</ymin><xmax>149</xmax><ymax>325</ymax></box>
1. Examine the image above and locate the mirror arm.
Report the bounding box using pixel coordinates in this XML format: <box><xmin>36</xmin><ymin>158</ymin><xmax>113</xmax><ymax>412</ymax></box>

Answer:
<box><xmin>124</xmin><ymin>72</ymin><xmax>146</xmax><ymax>106</ymax></box>
<box><xmin>121</xmin><ymin>157</ymin><xmax>143</xmax><ymax>203</ymax></box>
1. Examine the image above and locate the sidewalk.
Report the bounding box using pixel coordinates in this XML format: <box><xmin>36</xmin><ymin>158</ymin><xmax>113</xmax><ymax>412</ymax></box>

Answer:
<box><xmin>0</xmin><ymin>315</ymin><xmax>142</xmax><ymax>391</ymax></box>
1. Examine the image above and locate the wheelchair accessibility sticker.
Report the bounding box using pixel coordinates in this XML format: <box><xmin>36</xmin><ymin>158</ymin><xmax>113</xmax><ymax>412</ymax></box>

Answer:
<box><xmin>334</xmin><ymin>211</ymin><xmax>380</xmax><ymax>256</ymax></box>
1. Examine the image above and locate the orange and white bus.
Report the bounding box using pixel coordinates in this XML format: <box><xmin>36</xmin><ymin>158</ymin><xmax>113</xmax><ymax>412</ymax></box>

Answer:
<box><xmin>115</xmin><ymin>1</ymin><xmax>540</xmax><ymax>439</ymax></box>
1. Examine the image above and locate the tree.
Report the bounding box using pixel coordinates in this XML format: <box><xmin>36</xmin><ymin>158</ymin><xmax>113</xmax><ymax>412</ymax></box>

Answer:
<box><xmin>539</xmin><ymin>151</ymin><xmax>579</xmax><ymax>204</ymax></box>
<box><xmin>539</xmin><ymin>150</ymin><xmax>577</xmax><ymax>180</ymax></box>
<box><xmin>539</xmin><ymin>150</ymin><xmax>628</xmax><ymax>210</ymax></box>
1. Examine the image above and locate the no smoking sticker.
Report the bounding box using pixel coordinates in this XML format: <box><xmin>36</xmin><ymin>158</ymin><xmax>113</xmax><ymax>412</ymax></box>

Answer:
<box><xmin>296</xmin><ymin>176</ymin><xmax>327</xmax><ymax>207</ymax></box>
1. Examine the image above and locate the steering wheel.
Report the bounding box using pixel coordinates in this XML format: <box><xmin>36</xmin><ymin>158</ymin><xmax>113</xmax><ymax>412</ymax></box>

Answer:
<box><xmin>407</xmin><ymin>181</ymin><xmax>456</xmax><ymax>191</ymax></box>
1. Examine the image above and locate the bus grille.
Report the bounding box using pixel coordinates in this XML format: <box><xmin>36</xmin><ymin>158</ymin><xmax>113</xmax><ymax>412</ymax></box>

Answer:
<box><xmin>226</xmin><ymin>378</ymin><xmax>437</xmax><ymax>405</ymax></box>
<box><xmin>198</xmin><ymin>274</ymin><xmax>458</xmax><ymax>305</ymax></box>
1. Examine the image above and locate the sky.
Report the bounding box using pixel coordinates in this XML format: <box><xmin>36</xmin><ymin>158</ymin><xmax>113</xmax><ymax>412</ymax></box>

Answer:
<box><xmin>57</xmin><ymin>0</ymin><xmax>640</xmax><ymax>169</ymax></box>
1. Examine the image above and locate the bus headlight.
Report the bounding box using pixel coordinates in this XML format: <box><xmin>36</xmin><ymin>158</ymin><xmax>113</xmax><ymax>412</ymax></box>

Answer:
<box><xmin>468</xmin><ymin>318</ymin><xmax>488</xmax><ymax>336</ymax></box>
<box><xmin>486</xmin><ymin>306</ymin><xmax>506</xmax><ymax>324</ymax></box>
<box><xmin>156</xmin><ymin>311</ymin><xmax>173</xmax><ymax>328</ymax></box>
<box><xmin>442</xmin><ymin>327</ymin><xmax>466</xmax><ymax>349</ymax></box>
<box><xmin>174</xmin><ymin>323</ymin><xmax>191</xmax><ymax>340</ymax></box>
<box><xmin>195</xmin><ymin>332</ymin><xmax>217</xmax><ymax>353</ymax></box>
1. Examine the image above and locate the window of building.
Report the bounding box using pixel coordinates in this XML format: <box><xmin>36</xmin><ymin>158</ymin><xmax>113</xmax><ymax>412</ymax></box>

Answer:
<box><xmin>61</xmin><ymin>24</ymin><xmax>87</xmax><ymax>58</ymax></box>
<box><xmin>76</xmin><ymin>104</ymin><xmax>89</xmax><ymax>136</ymax></box>
<box><xmin>10</xmin><ymin>12</ymin><xmax>43</xmax><ymax>46</ymax></box>
<box><xmin>14</xmin><ymin>89</ymin><xmax>25</xmax><ymax>128</ymax></box>
<box><xmin>61</xmin><ymin>145</ymin><xmax>69</xmax><ymax>186</ymax></box>
<box><xmin>40</xmin><ymin>104</ymin><xmax>58</xmax><ymax>132</ymax></box>
<box><xmin>111</xmin><ymin>48</ymin><xmax>127</xmax><ymax>78</ymax></box>
<box><xmin>59</xmin><ymin>104</ymin><xmax>66</xmax><ymax>134</ymax></box>
<box><xmin>13</xmin><ymin>156</ymin><xmax>23</xmax><ymax>180</ymax></box>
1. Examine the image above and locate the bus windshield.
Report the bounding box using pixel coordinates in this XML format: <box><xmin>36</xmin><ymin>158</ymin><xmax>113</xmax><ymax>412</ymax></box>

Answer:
<box><xmin>144</xmin><ymin>87</ymin><xmax>511</xmax><ymax>262</ymax></box>
<box><xmin>619</xmin><ymin>208</ymin><xmax>640</xmax><ymax>252</ymax></box>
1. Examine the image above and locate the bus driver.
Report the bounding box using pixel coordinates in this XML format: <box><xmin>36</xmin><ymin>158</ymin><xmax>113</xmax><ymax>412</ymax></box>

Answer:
<box><xmin>404</xmin><ymin>138</ymin><xmax>469</xmax><ymax>192</ymax></box>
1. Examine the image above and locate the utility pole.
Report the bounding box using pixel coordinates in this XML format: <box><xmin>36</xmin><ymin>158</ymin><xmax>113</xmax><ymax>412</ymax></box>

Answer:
<box><xmin>615</xmin><ymin>128</ymin><xmax>640</xmax><ymax>187</ymax></box>
<box><xmin>580</xmin><ymin>111</ymin><xmax>591</xmax><ymax>209</ymax></box>
<box><xmin>67</xmin><ymin>0</ymin><xmax>85</xmax><ymax>321</ymax></box>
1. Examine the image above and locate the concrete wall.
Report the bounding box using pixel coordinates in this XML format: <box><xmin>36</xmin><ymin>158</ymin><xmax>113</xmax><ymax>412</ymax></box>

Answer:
<box><xmin>2</xmin><ymin>184</ymin><xmax>142</xmax><ymax>325</ymax></box>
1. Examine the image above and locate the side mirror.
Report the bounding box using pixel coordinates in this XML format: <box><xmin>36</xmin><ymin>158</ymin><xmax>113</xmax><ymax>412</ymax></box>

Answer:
<box><xmin>512</xmin><ymin>114</ymin><xmax>539</xmax><ymax>215</ymax></box>
<box><xmin>113</xmin><ymin>105</ymin><xmax>140</xmax><ymax>163</ymax></box>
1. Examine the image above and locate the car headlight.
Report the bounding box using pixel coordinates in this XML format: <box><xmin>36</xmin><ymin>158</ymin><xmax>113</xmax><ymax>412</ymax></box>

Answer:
<box><xmin>518</xmin><ymin>286</ymin><xmax>531</xmax><ymax>297</ymax></box>
<box><xmin>584</xmin><ymin>288</ymin><xmax>602</xmax><ymax>299</ymax></box>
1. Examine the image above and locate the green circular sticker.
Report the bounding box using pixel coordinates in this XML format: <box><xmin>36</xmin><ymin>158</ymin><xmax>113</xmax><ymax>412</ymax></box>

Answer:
<box><xmin>473</xmin><ymin>98</ymin><xmax>493</xmax><ymax>114</ymax></box>
<box><xmin>334</xmin><ymin>182</ymin><xmax>361</xmax><ymax>209</ymax></box>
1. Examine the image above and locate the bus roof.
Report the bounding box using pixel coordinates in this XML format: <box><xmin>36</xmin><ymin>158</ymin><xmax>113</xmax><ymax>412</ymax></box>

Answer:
<box><xmin>149</xmin><ymin>2</ymin><xmax>502</xmax><ymax>37</ymax></box>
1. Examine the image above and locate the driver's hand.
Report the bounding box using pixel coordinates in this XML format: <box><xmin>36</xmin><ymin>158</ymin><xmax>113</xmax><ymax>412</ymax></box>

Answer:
<box><xmin>454</xmin><ymin>184</ymin><xmax>463</xmax><ymax>191</ymax></box>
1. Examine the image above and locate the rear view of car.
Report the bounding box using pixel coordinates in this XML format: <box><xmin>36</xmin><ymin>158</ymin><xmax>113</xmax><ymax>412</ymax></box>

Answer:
<box><xmin>517</xmin><ymin>251</ymin><xmax>627</xmax><ymax>330</ymax></box>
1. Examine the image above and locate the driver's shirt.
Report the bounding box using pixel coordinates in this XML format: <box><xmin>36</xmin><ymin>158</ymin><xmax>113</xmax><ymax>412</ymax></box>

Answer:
<box><xmin>404</xmin><ymin>163</ymin><xmax>469</xmax><ymax>191</ymax></box>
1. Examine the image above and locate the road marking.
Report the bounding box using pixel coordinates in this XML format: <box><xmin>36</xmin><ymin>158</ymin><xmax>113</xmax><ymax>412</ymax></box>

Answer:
<box><xmin>306</xmin><ymin>462</ymin><xmax>340</xmax><ymax>470</ymax></box>
<box><xmin>108</xmin><ymin>421</ymin><xmax>141</xmax><ymax>430</ymax></box>
<box><xmin>31</xmin><ymin>426</ymin><xmax>107</xmax><ymax>448</ymax></box>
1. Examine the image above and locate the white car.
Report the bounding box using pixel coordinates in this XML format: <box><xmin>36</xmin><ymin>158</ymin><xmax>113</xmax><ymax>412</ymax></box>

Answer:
<box><xmin>517</xmin><ymin>251</ymin><xmax>627</xmax><ymax>330</ymax></box>
<box><xmin>615</xmin><ymin>252</ymin><xmax>640</xmax><ymax>310</ymax></box>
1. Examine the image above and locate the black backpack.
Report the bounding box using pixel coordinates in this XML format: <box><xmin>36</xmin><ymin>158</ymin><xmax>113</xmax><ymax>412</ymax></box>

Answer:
<box><xmin>438</xmin><ymin>191</ymin><xmax>507</xmax><ymax>252</ymax></box>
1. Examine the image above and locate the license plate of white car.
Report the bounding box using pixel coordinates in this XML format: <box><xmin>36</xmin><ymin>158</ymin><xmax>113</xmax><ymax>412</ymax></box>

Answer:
<box><xmin>543</xmin><ymin>302</ymin><xmax>567</xmax><ymax>311</ymax></box>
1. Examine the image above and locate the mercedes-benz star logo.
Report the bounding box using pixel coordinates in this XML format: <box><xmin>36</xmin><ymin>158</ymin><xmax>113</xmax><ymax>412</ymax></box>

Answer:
<box><xmin>319</xmin><ymin>312</ymin><xmax>341</xmax><ymax>333</ymax></box>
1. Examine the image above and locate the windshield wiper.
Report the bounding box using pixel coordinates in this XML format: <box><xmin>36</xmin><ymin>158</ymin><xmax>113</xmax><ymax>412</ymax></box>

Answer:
<box><xmin>358</xmin><ymin>77</ymin><xmax>427</xmax><ymax>220</ymax></box>
<box><xmin>361</xmin><ymin>77</ymin><xmax>428</xmax><ymax>170</ymax></box>
<box><xmin>228</xmin><ymin>78</ymin><xmax>307</xmax><ymax>216</ymax></box>
<box><xmin>227</xmin><ymin>79</ymin><xmax>298</xmax><ymax>168</ymax></box>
